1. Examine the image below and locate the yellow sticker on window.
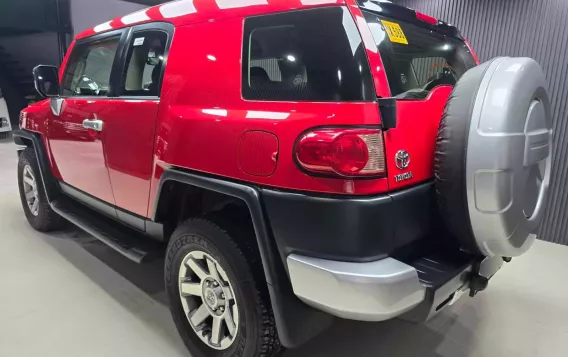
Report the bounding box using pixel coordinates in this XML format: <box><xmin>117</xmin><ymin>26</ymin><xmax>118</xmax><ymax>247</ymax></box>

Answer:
<box><xmin>380</xmin><ymin>20</ymin><xmax>408</xmax><ymax>45</ymax></box>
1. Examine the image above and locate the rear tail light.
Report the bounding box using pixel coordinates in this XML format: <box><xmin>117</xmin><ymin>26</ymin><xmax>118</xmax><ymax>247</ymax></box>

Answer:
<box><xmin>295</xmin><ymin>128</ymin><xmax>386</xmax><ymax>177</ymax></box>
<box><xmin>415</xmin><ymin>11</ymin><xmax>438</xmax><ymax>25</ymax></box>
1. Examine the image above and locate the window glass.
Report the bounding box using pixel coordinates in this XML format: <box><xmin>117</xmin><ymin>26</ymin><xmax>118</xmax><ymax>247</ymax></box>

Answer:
<box><xmin>362</xmin><ymin>11</ymin><xmax>477</xmax><ymax>100</ymax></box>
<box><xmin>62</xmin><ymin>36</ymin><xmax>120</xmax><ymax>96</ymax></box>
<box><xmin>121</xmin><ymin>31</ymin><xmax>168</xmax><ymax>97</ymax></box>
<box><xmin>242</xmin><ymin>7</ymin><xmax>374</xmax><ymax>102</ymax></box>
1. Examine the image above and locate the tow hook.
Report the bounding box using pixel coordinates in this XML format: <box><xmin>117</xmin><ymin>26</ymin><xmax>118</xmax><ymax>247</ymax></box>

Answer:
<box><xmin>469</xmin><ymin>256</ymin><xmax>504</xmax><ymax>297</ymax></box>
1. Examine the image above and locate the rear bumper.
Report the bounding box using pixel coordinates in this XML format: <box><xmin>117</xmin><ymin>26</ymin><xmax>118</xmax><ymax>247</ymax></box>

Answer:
<box><xmin>287</xmin><ymin>253</ymin><xmax>481</xmax><ymax>322</ymax></box>
<box><xmin>262</xmin><ymin>182</ymin><xmax>436</xmax><ymax>263</ymax></box>
<box><xmin>287</xmin><ymin>254</ymin><xmax>425</xmax><ymax>321</ymax></box>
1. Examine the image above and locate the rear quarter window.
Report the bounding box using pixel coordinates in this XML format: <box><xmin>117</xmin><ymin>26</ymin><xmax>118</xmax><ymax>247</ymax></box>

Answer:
<box><xmin>242</xmin><ymin>7</ymin><xmax>375</xmax><ymax>102</ymax></box>
<box><xmin>362</xmin><ymin>10</ymin><xmax>477</xmax><ymax>100</ymax></box>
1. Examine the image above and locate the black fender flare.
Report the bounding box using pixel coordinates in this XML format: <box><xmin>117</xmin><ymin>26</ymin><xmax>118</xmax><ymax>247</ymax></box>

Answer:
<box><xmin>152</xmin><ymin>168</ymin><xmax>333</xmax><ymax>348</ymax></box>
<box><xmin>12</xmin><ymin>129</ymin><xmax>60</xmax><ymax>202</ymax></box>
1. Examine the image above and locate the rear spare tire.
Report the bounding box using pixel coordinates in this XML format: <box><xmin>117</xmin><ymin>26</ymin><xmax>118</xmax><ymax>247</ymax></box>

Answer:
<box><xmin>435</xmin><ymin>57</ymin><xmax>552</xmax><ymax>257</ymax></box>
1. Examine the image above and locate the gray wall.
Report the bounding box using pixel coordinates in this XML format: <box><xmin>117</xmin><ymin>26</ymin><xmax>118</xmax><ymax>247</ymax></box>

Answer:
<box><xmin>394</xmin><ymin>0</ymin><xmax>568</xmax><ymax>245</ymax></box>
<box><xmin>0</xmin><ymin>33</ymin><xmax>60</xmax><ymax>72</ymax></box>
<box><xmin>71</xmin><ymin>0</ymin><xmax>147</xmax><ymax>34</ymax></box>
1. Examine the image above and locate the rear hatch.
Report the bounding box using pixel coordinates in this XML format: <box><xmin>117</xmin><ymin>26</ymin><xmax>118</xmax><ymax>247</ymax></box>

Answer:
<box><xmin>359</xmin><ymin>2</ymin><xmax>477</xmax><ymax>190</ymax></box>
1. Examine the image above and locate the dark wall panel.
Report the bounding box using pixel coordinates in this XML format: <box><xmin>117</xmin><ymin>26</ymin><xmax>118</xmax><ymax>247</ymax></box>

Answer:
<box><xmin>394</xmin><ymin>0</ymin><xmax>568</xmax><ymax>245</ymax></box>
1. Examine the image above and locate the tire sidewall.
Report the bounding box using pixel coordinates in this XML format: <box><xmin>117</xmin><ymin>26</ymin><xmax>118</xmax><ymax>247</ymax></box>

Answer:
<box><xmin>165</xmin><ymin>222</ymin><xmax>261</xmax><ymax>357</ymax></box>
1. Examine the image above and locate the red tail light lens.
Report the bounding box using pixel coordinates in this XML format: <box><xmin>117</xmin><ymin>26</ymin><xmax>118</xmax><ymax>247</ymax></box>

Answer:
<box><xmin>415</xmin><ymin>11</ymin><xmax>438</xmax><ymax>25</ymax></box>
<box><xmin>295</xmin><ymin>128</ymin><xmax>386</xmax><ymax>177</ymax></box>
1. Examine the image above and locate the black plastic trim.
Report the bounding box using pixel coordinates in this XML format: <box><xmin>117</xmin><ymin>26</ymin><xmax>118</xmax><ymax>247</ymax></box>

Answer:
<box><xmin>60</xmin><ymin>181</ymin><xmax>117</xmax><ymax>218</ymax></box>
<box><xmin>153</xmin><ymin>168</ymin><xmax>333</xmax><ymax>348</ymax></box>
<box><xmin>59</xmin><ymin>181</ymin><xmax>155</xmax><ymax>234</ymax></box>
<box><xmin>378</xmin><ymin>97</ymin><xmax>397</xmax><ymax>130</ymax></box>
<box><xmin>12</xmin><ymin>129</ymin><xmax>61</xmax><ymax>202</ymax></box>
<box><xmin>51</xmin><ymin>195</ymin><xmax>162</xmax><ymax>263</ymax></box>
<box><xmin>262</xmin><ymin>181</ymin><xmax>435</xmax><ymax>264</ymax></box>
<box><xmin>117</xmin><ymin>208</ymin><xmax>146</xmax><ymax>231</ymax></box>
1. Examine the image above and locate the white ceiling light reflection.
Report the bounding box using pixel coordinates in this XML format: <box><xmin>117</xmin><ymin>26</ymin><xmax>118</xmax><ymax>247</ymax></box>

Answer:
<box><xmin>207</xmin><ymin>55</ymin><xmax>217</xmax><ymax>61</ymax></box>
<box><xmin>159</xmin><ymin>0</ymin><xmax>196</xmax><ymax>18</ymax></box>
<box><xmin>286</xmin><ymin>55</ymin><xmax>296</xmax><ymax>62</ymax></box>
<box><xmin>246</xmin><ymin>111</ymin><xmax>290</xmax><ymax>120</ymax></box>
<box><xmin>122</xmin><ymin>10</ymin><xmax>150</xmax><ymax>25</ymax></box>
<box><xmin>202</xmin><ymin>109</ymin><xmax>228</xmax><ymax>116</ymax></box>
<box><xmin>356</xmin><ymin>16</ymin><xmax>378</xmax><ymax>53</ymax></box>
<box><xmin>94</xmin><ymin>21</ymin><xmax>112</xmax><ymax>32</ymax></box>
<box><xmin>216</xmin><ymin>0</ymin><xmax>267</xmax><ymax>10</ymax></box>
<box><xmin>367</xmin><ymin>22</ymin><xmax>385</xmax><ymax>44</ymax></box>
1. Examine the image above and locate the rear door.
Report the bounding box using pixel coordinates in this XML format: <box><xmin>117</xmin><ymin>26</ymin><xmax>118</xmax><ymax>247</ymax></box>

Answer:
<box><xmin>49</xmin><ymin>30</ymin><xmax>126</xmax><ymax>206</ymax></box>
<box><xmin>103</xmin><ymin>23</ymin><xmax>173</xmax><ymax>218</ymax></box>
<box><xmin>361</xmin><ymin>10</ymin><xmax>477</xmax><ymax>190</ymax></box>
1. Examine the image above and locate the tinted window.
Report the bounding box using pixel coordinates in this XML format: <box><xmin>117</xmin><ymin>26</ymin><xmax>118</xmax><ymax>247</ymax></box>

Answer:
<box><xmin>121</xmin><ymin>30</ymin><xmax>168</xmax><ymax>97</ymax></box>
<box><xmin>62</xmin><ymin>36</ymin><xmax>120</xmax><ymax>96</ymax></box>
<box><xmin>242</xmin><ymin>7</ymin><xmax>374</xmax><ymax>102</ymax></box>
<box><xmin>362</xmin><ymin>11</ymin><xmax>477</xmax><ymax>99</ymax></box>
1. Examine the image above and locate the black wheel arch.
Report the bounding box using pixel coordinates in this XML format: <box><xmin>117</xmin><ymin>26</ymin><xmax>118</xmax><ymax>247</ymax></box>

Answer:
<box><xmin>152</xmin><ymin>168</ymin><xmax>333</xmax><ymax>349</ymax></box>
<box><xmin>13</xmin><ymin>129</ymin><xmax>61</xmax><ymax>202</ymax></box>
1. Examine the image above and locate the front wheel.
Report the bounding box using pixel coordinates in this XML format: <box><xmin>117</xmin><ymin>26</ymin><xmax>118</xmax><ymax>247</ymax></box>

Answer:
<box><xmin>17</xmin><ymin>147</ymin><xmax>64</xmax><ymax>231</ymax></box>
<box><xmin>165</xmin><ymin>217</ymin><xmax>281</xmax><ymax>357</ymax></box>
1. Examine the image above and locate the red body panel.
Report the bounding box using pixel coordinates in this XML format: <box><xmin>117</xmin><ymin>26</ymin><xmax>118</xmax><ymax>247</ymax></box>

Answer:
<box><xmin>48</xmin><ymin>99</ymin><xmax>116</xmax><ymax>204</ymax></box>
<box><xmin>104</xmin><ymin>100</ymin><xmax>159</xmax><ymax>217</ymax></box>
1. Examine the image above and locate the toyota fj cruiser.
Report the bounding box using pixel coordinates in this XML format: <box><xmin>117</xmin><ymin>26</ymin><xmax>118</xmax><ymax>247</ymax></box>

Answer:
<box><xmin>14</xmin><ymin>0</ymin><xmax>552</xmax><ymax>356</ymax></box>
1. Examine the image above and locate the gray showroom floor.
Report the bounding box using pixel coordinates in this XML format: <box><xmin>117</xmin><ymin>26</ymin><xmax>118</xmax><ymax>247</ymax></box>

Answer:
<box><xmin>1</xmin><ymin>138</ymin><xmax>568</xmax><ymax>357</ymax></box>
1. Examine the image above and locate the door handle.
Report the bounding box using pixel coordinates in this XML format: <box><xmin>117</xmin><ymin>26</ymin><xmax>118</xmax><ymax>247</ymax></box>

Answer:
<box><xmin>82</xmin><ymin>119</ymin><xmax>104</xmax><ymax>131</ymax></box>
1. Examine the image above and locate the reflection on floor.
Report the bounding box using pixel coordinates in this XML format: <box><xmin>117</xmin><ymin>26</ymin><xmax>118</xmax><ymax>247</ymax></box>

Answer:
<box><xmin>1</xmin><ymin>139</ymin><xmax>567</xmax><ymax>357</ymax></box>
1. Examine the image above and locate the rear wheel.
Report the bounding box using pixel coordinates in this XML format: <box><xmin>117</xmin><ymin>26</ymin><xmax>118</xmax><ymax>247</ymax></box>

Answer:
<box><xmin>165</xmin><ymin>217</ymin><xmax>281</xmax><ymax>357</ymax></box>
<box><xmin>17</xmin><ymin>147</ymin><xmax>64</xmax><ymax>231</ymax></box>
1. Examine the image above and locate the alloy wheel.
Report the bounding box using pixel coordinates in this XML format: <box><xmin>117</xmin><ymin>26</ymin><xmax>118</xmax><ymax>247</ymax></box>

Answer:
<box><xmin>178</xmin><ymin>250</ymin><xmax>239</xmax><ymax>350</ymax></box>
<box><xmin>22</xmin><ymin>165</ymin><xmax>39</xmax><ymax>216</ymax></box>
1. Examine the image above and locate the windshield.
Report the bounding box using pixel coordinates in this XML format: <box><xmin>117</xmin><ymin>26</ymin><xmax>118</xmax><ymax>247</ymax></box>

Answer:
<box><xmin>362</xmin><ymin>10</ymin><xmax>477</xmax><ymax>100</ymax></box>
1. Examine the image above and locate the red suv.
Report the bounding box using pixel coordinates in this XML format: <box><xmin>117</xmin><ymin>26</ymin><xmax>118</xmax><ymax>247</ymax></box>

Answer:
<box><xmin>14</xmin><ymin>0</ymin><xmax>552</xmax><ymax>356</ymax></box>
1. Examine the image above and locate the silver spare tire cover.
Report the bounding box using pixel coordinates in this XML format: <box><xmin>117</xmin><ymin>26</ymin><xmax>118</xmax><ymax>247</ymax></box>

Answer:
<box><xmin>435</xmin><ymin>57</ymin><xmax>552</xmax><ymax>257</ymax></box>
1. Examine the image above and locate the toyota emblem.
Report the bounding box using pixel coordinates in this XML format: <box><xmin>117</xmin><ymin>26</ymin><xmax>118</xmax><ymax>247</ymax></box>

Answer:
<box><xmin>395</xmin><ymin>150</ymin><xmax>410</xmax><ymax>170</ymax></box>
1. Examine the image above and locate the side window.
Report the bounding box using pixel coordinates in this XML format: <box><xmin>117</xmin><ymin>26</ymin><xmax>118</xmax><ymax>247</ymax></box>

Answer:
<box><xmin>242</xmin><ymin>7</ymin><xmax>374</xmax><ymax>102</ymax></box>
<box><xmin>61</xmin><ymin>36</ymin><xmax>120</xmax><ymax>96</ymax></box>
<box><xmin>120</xmin><ymin>30</ymin><xmax>168</xmax><ymax>97</ymax></box>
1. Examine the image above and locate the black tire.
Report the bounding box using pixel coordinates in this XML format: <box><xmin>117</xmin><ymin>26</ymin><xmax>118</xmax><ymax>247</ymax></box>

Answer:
<box><xmin>165</xmin><ymin>216</ymin><xmax>281</xmax><ymax>357</ymax></box>
<box><xmin>17</xmin><ymin>147</ymin><xmax>64</xmax><ymax>231</ymax></box>
<box><xmin>434</xmin><ymin>60</ymin><xmax>494</xmax><ymax>254</ymax></box>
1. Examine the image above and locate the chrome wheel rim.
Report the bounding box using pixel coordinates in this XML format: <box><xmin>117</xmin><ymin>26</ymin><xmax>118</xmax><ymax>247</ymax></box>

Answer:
<box><xmin>22</xmin><ymin>165</ymin><xmax>39</xmax><ymax>216</ymax></box>
<box><xmin>178</xmin><ymin>250</ymin><xmax>239</xmax><ymax>350</ymax></box>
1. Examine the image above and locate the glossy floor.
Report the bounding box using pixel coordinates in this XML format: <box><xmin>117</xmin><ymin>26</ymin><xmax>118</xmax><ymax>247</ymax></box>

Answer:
<box><xmin>1</xmin><ymin>139</ymin><xmax>567</xmax><ymax>357</ymax></box>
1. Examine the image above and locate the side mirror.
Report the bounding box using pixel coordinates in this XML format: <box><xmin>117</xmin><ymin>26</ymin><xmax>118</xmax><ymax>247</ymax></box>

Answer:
<box><xmin>33</xmin><ymin>65</ymin><xmax>60</xmax><ymax>98</ymax></box>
